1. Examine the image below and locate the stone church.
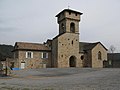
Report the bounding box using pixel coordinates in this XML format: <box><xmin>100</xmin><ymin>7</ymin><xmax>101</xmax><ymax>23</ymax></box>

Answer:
<box><xmin>13</xmin><ymin>9</ymin><xmax>107</xmax><ymax>69</ymax></box>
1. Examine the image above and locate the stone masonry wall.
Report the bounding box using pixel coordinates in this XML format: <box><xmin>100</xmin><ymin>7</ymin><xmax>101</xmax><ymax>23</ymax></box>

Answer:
<box><xmin>92</xmin><ymin>43</ymin><xmax>107</xmax><ymax>68</ymax></box>
<box><xmin>17</xmin><ymin>50</ymin><xmax>51</xmax><ymax>69</ymax></box>
<box><xmin>57</xmin><ymin>33</ymin><xmax>82</xmax><ymax>68</ymax></box>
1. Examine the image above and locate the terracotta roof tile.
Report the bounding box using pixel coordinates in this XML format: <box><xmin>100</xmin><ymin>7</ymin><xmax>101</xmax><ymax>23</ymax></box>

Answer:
<box><xmin>14</xmin><ymin>42</ymin><xmax>50</xmax><ymax>51</ymax></box>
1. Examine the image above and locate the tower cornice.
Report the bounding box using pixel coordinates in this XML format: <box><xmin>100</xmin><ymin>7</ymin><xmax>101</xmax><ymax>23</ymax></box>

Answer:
<box><xmin>56</xmin><ymin>9</ymin><xmax>83</xmax><ymax>17</ymax></box>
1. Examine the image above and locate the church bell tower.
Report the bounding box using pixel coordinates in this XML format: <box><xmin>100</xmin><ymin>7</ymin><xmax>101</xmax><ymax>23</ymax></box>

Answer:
<box><xmin>52</xmin><ymin>9</ymin><xmax>83</xmax><ymax>68</ymax></box>
<box><xmin>56</xmin><ymin>9</ymin><xmax>83</xmax><ymax>35</ymax></box>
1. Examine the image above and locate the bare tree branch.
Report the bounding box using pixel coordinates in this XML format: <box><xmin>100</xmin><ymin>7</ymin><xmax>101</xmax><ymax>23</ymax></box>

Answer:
<box><xmin>109</xmin><ymin>45</ymin><xmax>116</xmax><ymax>53</ymax></box>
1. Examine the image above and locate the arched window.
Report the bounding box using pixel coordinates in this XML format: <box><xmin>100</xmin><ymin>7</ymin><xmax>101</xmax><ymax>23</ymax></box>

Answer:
<box><xmin>98</xmin><ymin>51</ymin><xmax>102</xmax><ymax>60</ymax></box>
<box><xmin>61</xmin><ymin>23</ymin><xmax>65</xmax><ymax>32</ymax></box>
<box><xmin>70</xmin><ymin>22</ymin><xmax>75</xmax><ymax>33</ymax></box>
<box><xmin>81</xmin><ymin>55</ymin><xmax>84</xmax><ymax>60</ymax></box>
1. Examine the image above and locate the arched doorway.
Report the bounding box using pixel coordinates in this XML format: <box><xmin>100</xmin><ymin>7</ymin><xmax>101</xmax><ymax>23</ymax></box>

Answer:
<box><xmin>69</xmin><ymin>56</ymin><xmax>76</xmax><ymax>67</ymax></box>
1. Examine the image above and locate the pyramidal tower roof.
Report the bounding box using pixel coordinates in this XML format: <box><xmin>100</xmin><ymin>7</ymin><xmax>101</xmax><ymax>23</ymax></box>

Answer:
<box><xmin>56</xmin><ymin>9</ymin><xmax>83</xmax><ymax>17</ymax></box>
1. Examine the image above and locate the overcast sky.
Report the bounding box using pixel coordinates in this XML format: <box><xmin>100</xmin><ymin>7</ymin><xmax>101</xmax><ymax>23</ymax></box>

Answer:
<box><xmin>0</xmin><ymin>0</ymin><xmax>120</xmax><ymax>52</ymax></box>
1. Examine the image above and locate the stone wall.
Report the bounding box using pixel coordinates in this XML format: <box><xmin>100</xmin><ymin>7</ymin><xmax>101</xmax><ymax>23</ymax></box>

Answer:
<box><xmin>52</xmin><ymin>38</ymin><xmax>58</xmax><ymax>68</ymax></box>
<box><xmin>14</xmin><ymin>50</ymin><xmax>51</xmax><ymax>69</ymax></box>
<box><xmin>56</xmin><ymin>33</ymin><xmax>82</xmax><ymax>68</ymax></box>
<box><xmin>92</xmin><ymin>43</ymin><xmax>107</xmax><ymax>68</ymax></box>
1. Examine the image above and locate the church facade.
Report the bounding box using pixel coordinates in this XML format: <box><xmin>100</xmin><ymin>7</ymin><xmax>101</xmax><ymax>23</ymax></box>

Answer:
<box><xmin>13</xmin><ymin>9</ymin><xmax>107</xmax><ymax>69</ymax></box>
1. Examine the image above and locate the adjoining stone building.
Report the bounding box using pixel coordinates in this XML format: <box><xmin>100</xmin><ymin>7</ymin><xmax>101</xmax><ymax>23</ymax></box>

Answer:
<box><xmin>107</xmin><ymin>53</ymin><xmax>120</xmax><ymax>68</ymax></box>
<box><xmin>13</xmin><ymin>9</ymin><xmax>108</xmax><ymax>69</ymax></box>
<box><xmin>80</xmin><ymin>42</ymin><xmax>107</xmax><ymax>68</ymax></box>
<box><xmin>13</xmin><ymin>42</ymin><xmax>51</xmax><ymax>69</ymax></box>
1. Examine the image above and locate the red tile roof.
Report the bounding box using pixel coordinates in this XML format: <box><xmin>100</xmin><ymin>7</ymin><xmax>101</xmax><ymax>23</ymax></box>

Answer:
<box><xmin>14</xmin><ymin>42</ymin><xmax>50</xmax><ymax>51</ymax></box>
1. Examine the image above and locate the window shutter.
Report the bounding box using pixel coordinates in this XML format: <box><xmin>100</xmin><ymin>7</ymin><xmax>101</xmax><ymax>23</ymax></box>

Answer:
<box><xmin>31</xmin><ymin>52</ymin><xmax>33</xmax><ymax>58</ymax></box>
<box><xmin>26</xmin><ymin>52</ymin><xmax>28</xmax><ymax>58</ymax></box>
<box><xmin>41</xmin><ymin>52</ymin><xmax>43</xmax><ymax>58</ymax></box>
<box><xmin>46</xmin><ymin>53</ymin><xmax>48</xmax><ymax>58</ymax></box>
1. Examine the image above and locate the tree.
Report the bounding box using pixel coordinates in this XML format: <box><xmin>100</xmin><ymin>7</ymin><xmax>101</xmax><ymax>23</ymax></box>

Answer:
<box><xmin>109</xmin><ymin>45</ymin><xmax>116</xmax><ymax>68</ymax></box>
<box><xmin>0</xmin><ymin>44</ymin><xmax>14</xmax><ymax>60</ymax></box>
<box><xmin>109</xmin><ymin>45</ymin><xmax>116</xmax><ymax>53</ymax></box>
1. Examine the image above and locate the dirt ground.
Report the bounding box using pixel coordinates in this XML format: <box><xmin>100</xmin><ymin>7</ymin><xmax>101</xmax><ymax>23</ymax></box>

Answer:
<box><xmin>0</xmin><ymin>68</ymin><xmax>120</xmax><ymax>90</ymax></box>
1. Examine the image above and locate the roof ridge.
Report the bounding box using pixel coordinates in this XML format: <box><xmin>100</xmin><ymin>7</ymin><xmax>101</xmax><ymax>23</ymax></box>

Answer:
<box><xmin>16</xmin><ymin>42</ymin><xmax>43</xmax><ymax>45</ymax></box>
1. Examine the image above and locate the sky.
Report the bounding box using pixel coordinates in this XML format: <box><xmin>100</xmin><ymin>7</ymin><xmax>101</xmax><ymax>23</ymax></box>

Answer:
<box><xmin>0</xmin><ymin>0</ymin><xmax>120</xmax><ymax>52</ymax></box>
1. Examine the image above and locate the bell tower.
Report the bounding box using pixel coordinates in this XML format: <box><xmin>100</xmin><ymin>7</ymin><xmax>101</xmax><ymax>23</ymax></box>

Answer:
<box><xmin>52</xmin><ymin>9</ymin><xmax>83</xmax><ymax>68</ymax></box>
<box><xmin>56</xmin><ymin>9</ymin><xmax>83</xmax><ymax>35</ymax></box>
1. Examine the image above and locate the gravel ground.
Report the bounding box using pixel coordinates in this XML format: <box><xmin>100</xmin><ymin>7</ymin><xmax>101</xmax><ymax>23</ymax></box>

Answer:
<box><xmin>0</xmin><ymin>68</ymin><xmax>120</xmax><ymax>90</ymax></box>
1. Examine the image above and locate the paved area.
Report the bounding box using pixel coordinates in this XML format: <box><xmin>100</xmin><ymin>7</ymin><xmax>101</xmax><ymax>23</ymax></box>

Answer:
<box><xmin>0</xmin><ymin>68</ymin><xmax>120</xmax><ymax>90</ymax></box>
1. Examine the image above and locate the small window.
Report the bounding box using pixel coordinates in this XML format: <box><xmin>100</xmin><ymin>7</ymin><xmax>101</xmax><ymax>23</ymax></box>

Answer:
<box><xmin>69</xmin><ymin>11</ymin><xmax>71</xmax><ymax>15</ymax></box>
<box><xmin>41</xmin><ymin>52</ymin><xmax>48</xmax><ymax>59</ymax></box>
<box><xmin>75</xmin><ymin>13</ymin><xmax>77</xmax><ymax>16</ymax></box>
<box><xmin>81</xmin><ymin>55</ymin><xmax>84</xmax><ymax>60</ymax></box>
<box><xmin>61</xmin><ymin>23</ymin><xmax>65</xmax><ymax>31</ymax></box>
<box><xmin>98</xmin><ymin>51</ymin><xmax>102</xmax><ymax>60</ymax></box>
<box><xmin>26</xmin><ymin>51</ymin><xmax>33</xmax><ymax>58</ymax></box>
<box><xmin>72</xmin><ymin>40</ymin><xmax>73</xmax><ymax>45</ymax></box>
